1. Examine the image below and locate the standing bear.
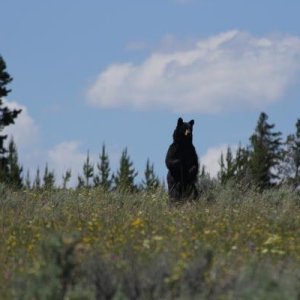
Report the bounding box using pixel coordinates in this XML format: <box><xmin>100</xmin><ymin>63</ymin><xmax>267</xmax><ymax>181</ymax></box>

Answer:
<box><xmin>165</xmin><ymin>118</ymin><xmax>199</xmax><ymax>201</ymax></box>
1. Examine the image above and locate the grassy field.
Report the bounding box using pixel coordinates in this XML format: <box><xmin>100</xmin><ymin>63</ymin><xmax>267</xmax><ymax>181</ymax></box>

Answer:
<box><xmin>0</xmin><ymin>183</ymin><xmax>300</xmax><ymax>299</ymax></box>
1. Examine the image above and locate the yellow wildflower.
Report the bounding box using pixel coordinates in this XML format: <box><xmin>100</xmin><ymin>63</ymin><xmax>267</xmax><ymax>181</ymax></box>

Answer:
<box><xmin>264</xmin><ymin>234</ymin><xmax>281</xmax><ymax>245</ymax></box>
<box><xmin>131</xmin><ymin>217</ymin><xmax>143</xmax><ymax>228</ymax></box>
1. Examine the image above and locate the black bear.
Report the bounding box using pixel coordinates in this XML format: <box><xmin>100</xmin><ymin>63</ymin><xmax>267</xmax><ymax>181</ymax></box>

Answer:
<box><xmin>165</xmin><ymin>117</ymin><xmax>199</xmax><ymax>201</ymax></box>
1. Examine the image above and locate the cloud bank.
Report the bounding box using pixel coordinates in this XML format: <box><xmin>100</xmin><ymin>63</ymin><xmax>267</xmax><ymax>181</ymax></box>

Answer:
<box><xmin>88</xmin><ymin>30</ymin><xmax>300</xmax><ymax>113</ymax></box>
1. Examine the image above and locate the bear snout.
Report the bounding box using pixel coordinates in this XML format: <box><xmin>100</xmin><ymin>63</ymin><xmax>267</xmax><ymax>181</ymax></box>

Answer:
<box><xmin>184</xmin><ymin>129</ymin><xmax>191</xmax><ymax>136</ymax></box>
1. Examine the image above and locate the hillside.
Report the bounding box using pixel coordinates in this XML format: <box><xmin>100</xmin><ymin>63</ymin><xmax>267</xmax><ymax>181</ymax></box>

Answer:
<box><xmin>0</xmin><ymin>184</ymin><xmax>299</xmax><ymax>299</ymax></box>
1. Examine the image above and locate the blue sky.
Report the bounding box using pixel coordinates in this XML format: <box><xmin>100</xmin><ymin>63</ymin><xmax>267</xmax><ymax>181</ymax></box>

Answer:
<box><xmin>1</xmin><ymin>0</ymin><xmax>300</xmax><ymax>185</ymax></box>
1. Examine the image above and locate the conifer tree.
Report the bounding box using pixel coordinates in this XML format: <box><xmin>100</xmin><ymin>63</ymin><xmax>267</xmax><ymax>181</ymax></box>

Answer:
<box><xmin>218</xmin><ymin>144</ymin><xmax>251</xmax><ymax>184</ymax></box>
<box><xmin>0</xmin><ymin>55</ymin><xmax>22</xmax><ymax>183</ymax></box>
<box><xmin>234</xmin><ymin>143</ymin><xmax>251</xmax><ymax>181</ymax></box>
<box><xmin>78</xmin><ymin>152</ymin><xmax>94</xmax><ymax>188</ymax></box>
<box><xmin>249</xmin><ymin>112</ymin><xmax>282</xmax><ymax>190</ymax></box>
<box><xmin>198</xmin><ymin>160</ymin><xmax>215</xmax><ymax>194</ymax></box>
<box><xmin>43</xmin><ymin>164</ymin><xmax>55</xmax><ymax>190</ymax></box>
<box><xmin>114</xmin><ymin>148</ymin><xmax>138</xmax><ymax>193</ymax></box>
<box><xmin>77</xmin><ymin>176</ymin><xmax>85</xmax><ymax>189</ymax></box>
<box><xmin>218</xmin><ymin>147</ymin><xmax>236</xmax><ymax>184</ymax></box>
<box><xmin>6</xmin><ymin>138</ymin><xmax>23</xmax><ymax>188</ymax></box>
<box><xmin>141</xmin><ymin>159</ymin><xmax>160</xmax><ymax>192</ymax></box>
<box><xmin>198</xmin><ymin>164</ymin><xmax>207</xmax><ymax>179</ymax></box>
<box><xmin>218</xmin><ymin>152</ymin><xmax>225</xmax><ymax>183</ymax></box>
<box><xmin>25</xmin><ymin>169</ymin><xmax>31</xmax><ymax>189</ymax></box>
<box><xmin>33</xmin><ymin>167</ymin><xmax>41</xmax><ymax>190</ymax></box>
<box><xmin>280</xmin><ymin>119</ymin><xmax>300</xmax><ymax>187</ymax></box>
<box><xmin>62</xmin><ymin>169</ymin><xmax>72</xmax><ymax>189</ymax></box>
<box><xmin>94</xmin><ymin>144</ymin><xmax>112</xmax><ymax>191</ymax></box>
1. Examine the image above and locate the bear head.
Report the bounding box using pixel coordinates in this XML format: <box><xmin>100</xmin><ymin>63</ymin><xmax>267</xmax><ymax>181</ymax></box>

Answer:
<box><xmin>173</xmin><ymin>117</ymin><xmax>194</xmax><ymax>144</ymax></box>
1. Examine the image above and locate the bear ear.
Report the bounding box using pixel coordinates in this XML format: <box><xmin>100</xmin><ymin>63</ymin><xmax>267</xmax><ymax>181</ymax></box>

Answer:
<box><xmin>189</xmin><ymin>120</ymin><xmax>194</xmax><ymax>126</ymax></box>
<box><xmin>177</xmin><ymin>117</ymin><xmax>183</xmax><ymax>126</ymax></box>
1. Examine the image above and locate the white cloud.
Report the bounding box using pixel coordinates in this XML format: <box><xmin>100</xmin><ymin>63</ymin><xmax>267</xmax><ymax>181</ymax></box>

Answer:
<box><xmin>200</xmin><ymin>144</ymin><xmax>238</xmax><ymax>177</ymax></box>
<box><xmin>3</xmin><ymin>99</ymin><xmax>39</xmax><ymax>148</ymax></box>
<box><xmin>87</xmin><ymin>30</ymin><xmax>300</xmax><ymax>114</ymax></box>
<box><xmin>2</xmin><ymin>99</ymin><xmax>42</xmax><ymax>183</ymax></box>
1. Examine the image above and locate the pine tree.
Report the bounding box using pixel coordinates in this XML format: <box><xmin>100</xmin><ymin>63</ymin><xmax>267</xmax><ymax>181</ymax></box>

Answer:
<box><xmin>6</xmin><ymin>138</ymin><xmax>23</xmax><ymax>188</ymax></box>
<box><xmin>294</xmin><ymin>119</ymin><xmax>300</xmax><ymax>182</ymax></box>
<box><xmin>218</xmin><ymin>147</ymin><xmax>236</xmax><ymax>184</ymax></box>
<box><xmin>234</xmin><ymin>143</ymin><xmax>251</xmax><ymax>181</ymax></box>
<box><xmin>249</xmin><ymin>112</ymin><xmax>282</xmax><ymax>190</ymax></box>
<box><xmin>25</xmin><ymin>169</ymin><xmax>31</xmax><ymax>189</ymax></box>
<box><xmin>0</xmin><ymin>55</ymin><xmax>22</xmax><ymax>183</ymax></box>
<box><xmin>280</xmin><ymin>119</ymin><xmax>300</xmax><ymax>187</ymax></box>
<box><xmin>43</xmin><ymin>164</ymin><xmax>55</xmax><ymax>190</ymax></box>
<box><xmin>198</xmin><ymin>163</ymin><xmax>207</xmax><ymax>180</ymax></box>
<box><xmin>217</xmin><ymin>144</ymin><xmax>253</xmax><ymax>186</ymax></box>
<box><xmin>198</xmin><ymin>160</ymin><xmax>215</xmax><ymax>194</ymax></box>
<box><xmin>62</xmin><ymin>169</ymin><xmax>72</xmax><ymax>189</ymax></box>
<box><xmin>114</xmin><ymin>148</ymin><xmax>138</xmax><ymax>193</ymax></box>
<box><xmin>218</xmin><ymin>152</ymin><xmax>226</xmax><ymax>183</ymax></box>
<box><xmin>141</xmin><ymin>159</ymin><xmax>160</xmax><ymax>192</ymax></box>
<box><xmin>78</xmin><ymin>152</ymin><xmax>94</xmax><ymax>188</ymax></box>
<box><xmin>94</xmin><ymin>144</ymin><xmax>112</xmax><ymax>191</ymax></box>
<box><xmin>33</xmin><ymin>167</ymin><xmax>41</xmax><ymax>190</ymax></box>
<box><xmin>77</xmin><ymin>176</ymin><xmax>85</xmax><ymax>189</ymax></box>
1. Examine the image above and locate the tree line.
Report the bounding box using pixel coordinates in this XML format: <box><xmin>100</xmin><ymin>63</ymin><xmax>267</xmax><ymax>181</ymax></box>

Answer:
<box><xmin>1</xmin><ymin>54</ymin><xmax>300</xmax><ymax>192</ymax></box>
<box><xmin>1</xmin><ymin>138</ymin><xmax>161</xmax><ymax>192</ymax></box>
<box><xmin>217</xmin><ymin>112</ymin><xmax>300</xmax><ymax>191</ymax></box>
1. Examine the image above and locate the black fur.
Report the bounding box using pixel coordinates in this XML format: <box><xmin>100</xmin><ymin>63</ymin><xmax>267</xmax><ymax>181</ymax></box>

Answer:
<box><xmin>165</xmin><ymin>118</ymin><xmax>199</xmax><ymax>201</ymax></box>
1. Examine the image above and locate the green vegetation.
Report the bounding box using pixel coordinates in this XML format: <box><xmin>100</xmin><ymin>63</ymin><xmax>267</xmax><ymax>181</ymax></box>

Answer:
<box><xmin>0</xmin><ymin>55</ymin><xmax>22</xmax><ymax>184</ymax></box>
<box><xmin>1</xmin><ymin>52</ymin><xmax>300</xmax><ymax>299</ymax></box>
<box><xmin>0</xmin><ymin>184</ymin><xmax>299</xmax><ymax>299</ymax></box>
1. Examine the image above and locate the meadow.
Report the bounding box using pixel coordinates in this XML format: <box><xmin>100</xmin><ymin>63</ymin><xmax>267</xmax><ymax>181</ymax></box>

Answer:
<box><xmin>0</xmin><ymin>183</ymin><xmax>300</xmax><ymax>299</ymax></box>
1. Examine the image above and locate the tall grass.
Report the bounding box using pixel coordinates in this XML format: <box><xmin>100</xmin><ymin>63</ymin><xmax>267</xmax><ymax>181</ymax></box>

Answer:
<box><xmin>0</xmin><ymin>183</ymin><xmax>299</xmax><ymax>299</ymax></box>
